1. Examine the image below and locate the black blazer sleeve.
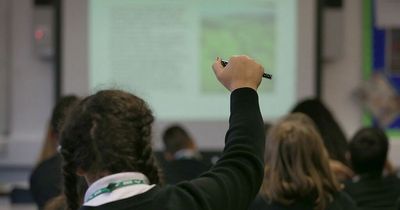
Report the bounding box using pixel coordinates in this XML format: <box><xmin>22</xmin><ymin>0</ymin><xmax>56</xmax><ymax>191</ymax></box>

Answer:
<box><xmin>158</xmin><ymin>88</ymin><xmax>265</xmax><ymax>210</ymax></box>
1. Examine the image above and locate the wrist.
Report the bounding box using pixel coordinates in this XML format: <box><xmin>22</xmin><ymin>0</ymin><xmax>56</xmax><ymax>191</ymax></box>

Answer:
<box><xmin>230</xmin><ymin>82</ymin><xmax>258</xmax><ymax>92</ymax></box>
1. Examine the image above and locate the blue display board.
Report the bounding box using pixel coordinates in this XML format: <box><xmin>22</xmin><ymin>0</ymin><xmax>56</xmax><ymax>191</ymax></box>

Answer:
<box><xmin>364</xmin><ymin>0</ymin><xmax>400</xmax><ymax>134</ymax></box>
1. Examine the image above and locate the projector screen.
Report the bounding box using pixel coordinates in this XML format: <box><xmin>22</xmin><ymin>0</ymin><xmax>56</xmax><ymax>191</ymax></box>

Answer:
<box><xmin>63</xmin><ymin>0</ymin><xmax>315</xmax><ymax>121</ymax></box>
<box><xmin>88</xmin><ymin>0</ymin><xmax>295</xmax><ymax>120</ymax></box>
<box><xmin>62</xmin><ymin>0</ymin><xmax>315</xmax><ymax>147</ymax></box>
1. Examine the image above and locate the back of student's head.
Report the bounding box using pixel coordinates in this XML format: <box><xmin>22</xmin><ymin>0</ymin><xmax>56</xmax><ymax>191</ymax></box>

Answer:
<box><xmin>162</xmin><ymin>125</ymin><xmax>193</xmax><ymax>155</ymax></box>
<box><xmin>37</xmin><ymin>95</ymin><xmax>80</xmax><ymax>164</ymax></box>
<box><xmin>291</xmin><ymin>98</ymin><xmax>349</xmax><ymax>165</ymax></box>
<box><xmin>349</xmin><ymin>127</ymin><xmax>388</xmax><ymax>175</ymax></box>
<box><xmin>59</xmin><ymin>90</ymin><xmax>160</xmax><ymax>210</ymax></box>
<box><xmin>261</xmin><ymin>113</ymin><xmax>340</xmax><ymax>210</ymax></box>
<box><xmin>50</xmin><ymin>95</ymin><xmax>80</xmax><ymax>135</ymax></box>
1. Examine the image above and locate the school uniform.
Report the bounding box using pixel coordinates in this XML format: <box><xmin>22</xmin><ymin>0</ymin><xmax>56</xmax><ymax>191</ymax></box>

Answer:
<box><xmin>162</xmin><ymin>150</ymin><xmax>210</xmax><ymax>184</ymax></box>
<box><xmin>249</xmin><ymin>192</ymin><xmax>357</xmax><ymax>210</ymax></box>
<box><xmin>80</xmin><ymin>88</ymin><xmax>265</xmax><ymax>210</ymax></box>
<box><xmin>30</xmin><ymin>154</ymin><xmax>63</xmax><ymax>209</ymax></box>
<box><xmin>344</xmin><ymin>173</ymin><xmax>400</xmax><ymax>210</ymax></box>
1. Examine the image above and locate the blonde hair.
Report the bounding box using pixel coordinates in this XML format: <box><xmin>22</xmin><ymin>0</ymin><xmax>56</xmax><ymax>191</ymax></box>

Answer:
<box><xmin>260</xmin><ymin>113</ymin><xmax>340</xmax><ymax>210</ymax></box>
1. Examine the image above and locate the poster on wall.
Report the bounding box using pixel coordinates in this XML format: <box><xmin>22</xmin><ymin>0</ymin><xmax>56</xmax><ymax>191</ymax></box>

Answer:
<box><xmin>361</xmin><ymin>0</ymin><xmax>400</xmax><ymax>135</ymax></box>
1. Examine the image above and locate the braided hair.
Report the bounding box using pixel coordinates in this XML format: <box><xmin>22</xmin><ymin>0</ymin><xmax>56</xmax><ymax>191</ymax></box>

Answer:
<box><xmin>59</xmin><ymin>90</ymin><xmax>161</xmax><ymax>210</ymax></box>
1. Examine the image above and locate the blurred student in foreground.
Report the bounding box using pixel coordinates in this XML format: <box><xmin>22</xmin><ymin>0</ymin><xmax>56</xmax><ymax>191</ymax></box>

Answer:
<box><xmin>59</xmin><ymin>56</ymin><xmax>265</xmax><ymax>210</ymax></box>
<box><xmin>30</xmin><ymin>95</ymin><xmax>79</xmax><ymax>210</ymax></box>
<box><xmin>250</xmin><ymin>113</ymin><xmax>356</xmax><ymax>210</ymax></box>
<box><xmin>161</xmin><ymin>124</ymin><xmax>209</xmax><ymax>184</ymax></box>
<box><xmin>344</xmin><ymin>127</ymin><xmax>400</xmax><ymax>210</ymax></box>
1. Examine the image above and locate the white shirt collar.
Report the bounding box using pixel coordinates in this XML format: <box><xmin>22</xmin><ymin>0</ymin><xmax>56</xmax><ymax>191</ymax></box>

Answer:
<box><xmin>174</xmin><ymin>149</ymin><xmax>201</xmax><ymax>160</ymax></box>
<box><xmin>84</xmin><ymin>172</ymin><xmax>155</xmax><ymax>207</ymax></box>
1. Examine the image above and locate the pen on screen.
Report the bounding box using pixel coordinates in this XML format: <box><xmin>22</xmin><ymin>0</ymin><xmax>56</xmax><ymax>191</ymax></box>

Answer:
<box><xmin>221</xmin><ymin>59</ymin><xmax>272</xmax><ymax>80</ymax></box>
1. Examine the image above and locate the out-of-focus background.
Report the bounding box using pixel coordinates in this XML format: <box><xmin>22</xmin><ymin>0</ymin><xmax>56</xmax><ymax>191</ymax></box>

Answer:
<box><xmin>1</xmin><ymin>0</ymin><xmax>399</xmax><ymax>209</ymax></box>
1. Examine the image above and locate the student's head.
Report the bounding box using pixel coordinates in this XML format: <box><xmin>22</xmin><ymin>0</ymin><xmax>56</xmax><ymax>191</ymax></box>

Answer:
<box><xmin>37</xmin><ymin>95</ymin><xmax>79</xmax><ymax>163</ymax></box>
<box><xmin>50</xmin><ymin>95</ymin><xmax>80</xmax><ymax>135</ymax></box>
<box><xmin>261</xmin><ymin>113</ymin><xmax>340</xmax><ymax>210</ymax></box>
<box><xmin>162</xmin><ymin>125</ymin><xmax>195</xmax><ymax>159</ymax></box>
<box><xmin>291</xmin><ymin>98</ymin><xmax>349</xmax><ymax>165</ymax></box>
<box><xmin>349</xmin><ymin>127</ymin><xmax>388</xmax><ymax>175</ymax></box>
<box><xmin>59</xmin><ymin>90</ymin><xmax>160</xmax><ymax>210</ymax></box>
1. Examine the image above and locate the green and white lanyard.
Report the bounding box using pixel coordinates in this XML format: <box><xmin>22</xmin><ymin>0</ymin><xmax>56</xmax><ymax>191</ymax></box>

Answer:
<box><xmin>86</xmin><ymin>179</ymin><xmax>146</xmax><ymax>202</ymax></box>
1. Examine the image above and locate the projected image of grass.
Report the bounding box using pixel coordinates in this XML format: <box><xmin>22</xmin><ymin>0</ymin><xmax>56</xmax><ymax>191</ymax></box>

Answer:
<box><xmin>201</xmin><ymin>16</ymin><xmax>275</xmax><ymax>93</ymax></box>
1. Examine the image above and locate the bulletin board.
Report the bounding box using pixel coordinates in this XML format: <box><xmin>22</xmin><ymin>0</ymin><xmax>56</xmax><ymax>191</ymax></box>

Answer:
<box><xmin>362</xmin><ymin>0</ymin><xmax>400</xmax><ymax>135</ymax></box>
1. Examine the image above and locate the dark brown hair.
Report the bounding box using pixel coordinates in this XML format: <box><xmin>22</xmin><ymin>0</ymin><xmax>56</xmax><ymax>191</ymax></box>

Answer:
<box><xmin>349</xmin><ymin>127</ymin><xmax>388</xmax><ymax>174</ymax></box>
<box><xmin>260</xmin><ymin>113</ymin><xmax>340</xmax><ymax>210</ymax></box>
<box><xmin>38</xmin><ymin>95</ymin><xmax>79</xmax><ymax>164</ymax></box>
<box><xmin>291</xmin><ymin>98</ymin><xmax>349</xmax><ymax>166</ymax></box>
<box><xmin>59</xmin><ymin>90</ymin><xmax>160</xmax><ymax>210</ymax></box>
<box><xmin>162</xmin><ymin>124</ymin><xmax>193</xmax><ymax>154</ymax></box>
<box><xmin>50</xmin><ymin>95</ymin><xmax>80</xmax><ymax>134</ymax></box>
<box><xmin>44</xmin><ymin>177</ymin><xmax>87</xmax><ymax>210</ymax></box>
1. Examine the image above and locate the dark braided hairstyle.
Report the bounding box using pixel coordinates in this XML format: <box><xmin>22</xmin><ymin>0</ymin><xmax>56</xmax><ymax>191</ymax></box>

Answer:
<box><xmin>59</xmin><ymin>90</ymin><xmax>161</xmax><ymax>210</ymax></box>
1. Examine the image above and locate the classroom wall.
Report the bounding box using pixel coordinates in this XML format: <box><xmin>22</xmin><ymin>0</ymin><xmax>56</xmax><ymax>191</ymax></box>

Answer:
<box><xmin>0</xmin><ymin>0</ymin><xmax>54</xmax><ymax>182</ymax></box>
<box><xmin>62</xmin><ymin>0</ymin><xmax>317</xmax><ymax>151</ymax></box>
<box><xmin>322</xmin><ymin>0</ymin><xmax>362</xmax><ymax>139</ymax></box>
<box><xmin>0</xmin><ymin>0</ymin><xmax>9</xmax><ymax>138</ymax></box>
<box><xmin>321</xmin><ymin>0</ymin><xmax>400</xmax><ymax>165</ymax></box>
<box><xmin>1</xmin><ymin>0</ymin><xmax>399</xmax><ymax>183</ymax></box>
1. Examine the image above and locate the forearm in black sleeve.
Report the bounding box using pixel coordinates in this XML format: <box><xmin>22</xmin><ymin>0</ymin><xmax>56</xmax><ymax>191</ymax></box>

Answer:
<box><xmin>167</xmin><ymin>87</ymin><xmax>265</xmax><ymax>210</ymax></box>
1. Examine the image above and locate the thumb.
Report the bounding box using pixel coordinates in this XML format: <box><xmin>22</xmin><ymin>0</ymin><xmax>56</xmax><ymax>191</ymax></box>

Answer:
<box><xmin>212</xmin><ymin>57</ymin><xmax>224</xmax><ymax>78</ymax></box>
